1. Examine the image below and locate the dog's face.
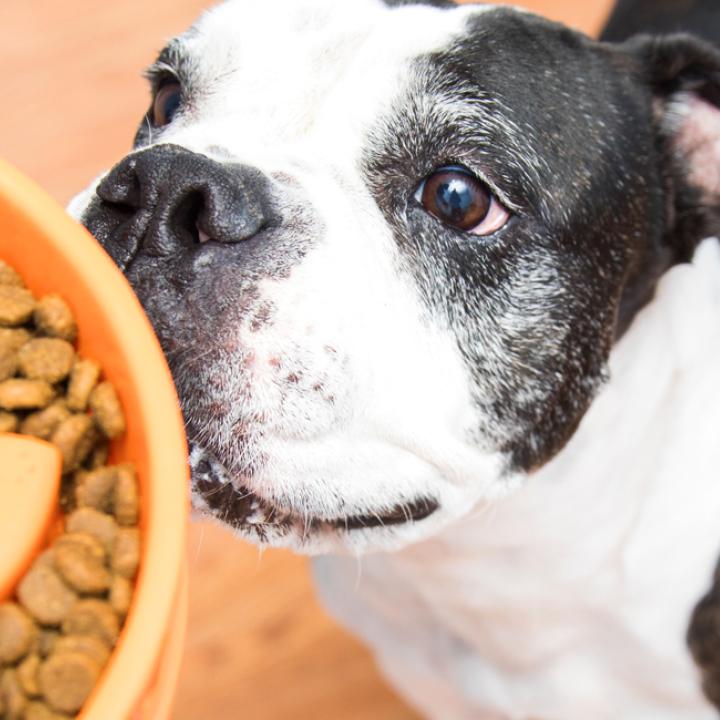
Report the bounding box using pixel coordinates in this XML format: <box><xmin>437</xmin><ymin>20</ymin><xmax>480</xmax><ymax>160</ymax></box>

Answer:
<box><xmin>71</xmin><ymin>0</ymin><xmax>720</xmax><ymax>554</ymax></box>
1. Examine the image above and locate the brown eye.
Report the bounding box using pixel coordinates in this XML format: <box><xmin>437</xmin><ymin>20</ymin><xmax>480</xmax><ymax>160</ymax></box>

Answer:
<box><xmin>416</xmin><ymin>166</ymin><xmax>510</xmax><ymax>236</ymax></box>
<box><xmin>152</xmin><ymin>81</ymin><xmax>182</xmax><ymax>127</ymax></box>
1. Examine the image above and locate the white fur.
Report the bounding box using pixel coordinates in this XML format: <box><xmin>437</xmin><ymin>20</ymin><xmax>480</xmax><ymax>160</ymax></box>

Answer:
<box><xmin>314</xmin><ymin>238</ymin><xmax>720</xmax><ymax>719</ymax></box>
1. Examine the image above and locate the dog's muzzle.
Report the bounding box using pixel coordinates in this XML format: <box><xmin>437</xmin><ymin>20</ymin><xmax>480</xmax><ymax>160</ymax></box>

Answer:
<box><xmin>85</xmin><ymin>144</ymin><xmax>277</xmax><ymax>268</ymax></box>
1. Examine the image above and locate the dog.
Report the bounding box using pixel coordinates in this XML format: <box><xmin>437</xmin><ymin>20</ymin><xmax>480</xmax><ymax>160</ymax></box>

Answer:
<box><xmin>69</xmin><ymin>0</ymin><xmax>720</xmax><ymax>716</ymax></box>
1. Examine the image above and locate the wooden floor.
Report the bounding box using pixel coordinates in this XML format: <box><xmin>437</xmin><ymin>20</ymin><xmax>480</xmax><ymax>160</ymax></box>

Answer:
<box><xmin>1</xmin><ymin>1</ymin><xmax>612</xmax><ymax>718</ymax></box>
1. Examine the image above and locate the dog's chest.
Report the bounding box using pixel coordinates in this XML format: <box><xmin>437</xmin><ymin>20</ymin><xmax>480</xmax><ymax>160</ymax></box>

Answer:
<box><xmin>314</xmin><ymin>240</ymin><xmax>720</xmax><ymax>719</ymax></box>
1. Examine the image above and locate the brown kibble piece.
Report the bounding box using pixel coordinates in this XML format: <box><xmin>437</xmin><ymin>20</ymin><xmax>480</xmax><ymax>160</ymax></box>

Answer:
<box><xmin>0</xmin><ymin>327</ymin><xmax>30</xmax><ymax>352</ymax></box>
<box><xmin>33</xmin><ymin>295</ymin><xmax>77</xmax><ymax>342</ymax></box>
<box><xmin>53</xmin><ymin>533</ymin><xmax>111</xmax><ymax>594</ymax></box>
<box><xmin>112</xmin><ymin>527</ymin><xmax>140</xmax><ymax>579</ymax></box>
<box><xmin>20</xmin><ymin>401</ymin><xmax>70</xmax><ymax>440</ymax></box>
<box><xmin>0</xmin><ymin>346</ymin><xmax>18</xmax><ymax>381</ymax></box>
<box><xmin>75</xmin><ymin>467</ymin><xmax>117</xmax><ymax>512</ymax></box>
<box><xmin>61</xmin><ymin>600</ymin><xmax>119</xmax><ymax>646</ymax></box>
<box><xmin>17</xmin><ymin>564</ymin><xmax>78</xmax><ymax>626</ymax></box>
<box><xmin>0</xmin><ymin>260</ymin><xmax>24</xmax><ymax>287</ymax></box>
<box><xmin>109</xmin><ymin>576</ymin><xmax>133</xmax><ymax>617</ymax></box>
<box><xmin>39</xmin><ymin>651</ymin><xmax>100</xmax><ymax>714</ymax></box>
<box><xmin>54</xmin><ymin>635</ymin><xmax>110</xmax><ymax>667</ymax></box>
<box><xmin>0</xmin><ymin>410</ymin><xmax>18</xmax><ymax>432</ymax></box>
<box><xmin>17</xmin><ymin>339</ymin><xmax>75</xmax><ymax>383</ymax></box>
<box><xmin>65</xmin><ymin>359</ymin><xmax>100</xmax><ymax>411</ymax></box>
<box><xmin>50</xmin><ymin>413</ymin><xmax>96</xmax><ymax>473</ymax></box>
<box><xmin>87</xmin><ymin>441</ymin><xmax>109</xmax><ymax>469</ymax></box>
<box><xmin>17</xmin><ymin>653</ymin><xmax>41</xmax><ymax>697</ymax></box>
<box><xmin>0</xmin><ymin>286</ymin><xmax>35</xmax><ymax>327</ymax></box>
<box><xmin>88</xmin><ymin>381</ymin><xmax>125</xmax><ymax>439</ymax></box>
<box><xmin>0</xmin><ymin>379</ymin><xmax>53</xmax><ymax>410</ymax></box>
<box><xmin>1</xmin><ymin>667</ymin><xmax>28</xmax><ymax>719</ymax></box>
<box><xmin>65</xmin><ymin>508</ymin><xmax>118</xmax><ymax>552</ymax></box>
<box><xmin>0</xmin><ymin>603</ymin><xmax>36</xmax><ymax>663</ymax></box>
<box><xmin>24</xmin><ymin>701</ymin><xmax>72</xmax><ymax>720</ymax></box>
<box><xmin>114</xmin><ymin>464</ymin><xmax>139</xmax><ymax>526</ymax></box>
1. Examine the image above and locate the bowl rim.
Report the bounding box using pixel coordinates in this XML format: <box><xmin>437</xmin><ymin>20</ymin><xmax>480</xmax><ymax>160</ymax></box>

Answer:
<box><xmin>0</xmin><ymin>158</ymin><xmax>189</xmax><ymax>720</ymax></box>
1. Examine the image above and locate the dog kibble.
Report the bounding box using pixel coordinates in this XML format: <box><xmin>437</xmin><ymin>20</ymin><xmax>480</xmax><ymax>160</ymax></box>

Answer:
<box><xmin>33</xmin><ymin>295</ymin><xmax>77</xmax><ymax>343</ymax></box>
<box><xmin>39</xmin><ymin>652</ymin><xmax>101</xmax><ymax>715</ymax></box>
<box><xmin>65</xmin><ymin>360</ymin><xmax>99</xmax><ymax>412</ymax></box>
<box><xmin>18</xmin><ymin>338</ymin><xmax>75</xmax><ymax>384</ymax></box>
<box><xmin>88</xmin><ymin>381</ymin><xmax>125</xmax><ymax>439</ymax></box>
<box><xmin>53</xmin><ymin>534</ymin><xmax>111</xmax><ymax>595</ymax></box>
<box><xmin>0</xmin><ymin>260</ymin><xmax>24</xmax><ymax>288</ymax></box>
<box><xmin>74</xmin><ymin>467</ymin><xmax>116</xmax><ymax>513</ymax></box>
<box><xmin>17</xmin><ymin>564</ymin><xmax>78</xmax><ymax>627</ymax></box>
<box><xmin>65</xmin><ymin>508</ymin><xmax>118</xmax><ymax>553</ymax></box>
<box><xmin>109</xmin><ymin>576</ymin><xmax>132</xmax><ymax>617</ymax></box>
<box><xmin>0</xmin><ymin>261</ymin><xmax>143</xmax><ymax>719</ymax></box>
<box><xmin>0</xmin><ymin>286</ymin><xmax>35</xmax><ymax>327</ymax></box>
<box><xmin>112</xmin><ymin>528</ymin><xmax>140</xmax><ymax>580</ymax></box>
<box><xmin>61</xmin><ymin>600</ymin><xmax>119</xmax><ymax>647</ymax></box>
<box><xmin>1</xmin><ymin>667</ymin><xmax>27</xmax><ymax>719</ymax></box>
<box><xmin>114</xmin><ymin>465</ymin><xmax>139</xmax><ymax>526</ymax></box>
<box><xmin>0</xmin><ymin>378</ymin><xmax>54</xmax><ymax>411</ymax></box>
<box><xmin>0</xmin><ymin>603</ymin><xmax>36</xmax><ymax>664</ymax></box>
<box><xmin>18</xmin><ymin>653</ymin><xmax>41</xmax><ymax>697</ymax></box>
<box><xmin>51</xmin><ymin>414</ymin><xmax>96</xmax><ymax>473</ymax></box>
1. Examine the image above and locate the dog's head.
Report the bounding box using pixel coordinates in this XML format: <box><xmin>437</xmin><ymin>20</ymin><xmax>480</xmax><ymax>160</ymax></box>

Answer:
<box><xmin>71</xmin><ymin>0</ymin><xmax>720</xmax><ymax>553</ymax></box>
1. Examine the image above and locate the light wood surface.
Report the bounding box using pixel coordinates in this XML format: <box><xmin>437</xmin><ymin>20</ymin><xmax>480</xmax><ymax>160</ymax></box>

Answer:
<box><xmin>0</xmin><ymin>1</ymin><xmax>612</xmax><ymax>718</ymax></box>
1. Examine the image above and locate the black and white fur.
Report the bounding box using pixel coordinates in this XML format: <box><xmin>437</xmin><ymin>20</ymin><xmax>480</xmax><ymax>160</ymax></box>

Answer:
<box><xmin>70</xmin><ymin>0</ymin><xmax>720</xmax><ymax>716</ymax></box>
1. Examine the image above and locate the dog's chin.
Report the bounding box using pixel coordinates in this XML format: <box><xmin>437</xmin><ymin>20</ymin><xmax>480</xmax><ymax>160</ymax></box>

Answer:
<box><xmin>188</xmin><ymin>443</ymin><xmax>440</xmax><ymax>554</ymax></box>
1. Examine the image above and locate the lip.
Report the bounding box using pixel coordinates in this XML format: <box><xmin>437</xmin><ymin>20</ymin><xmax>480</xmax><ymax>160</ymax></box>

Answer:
<box><xmin>192</xmin><ymin>474</ymin><xmax>438</xmax><ymax>537</ymax></box>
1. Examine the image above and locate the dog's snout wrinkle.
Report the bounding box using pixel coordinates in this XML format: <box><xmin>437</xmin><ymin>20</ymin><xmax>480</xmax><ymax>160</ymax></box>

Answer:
<box><xmin>91</xmin><ymin>143</ymin><xmax>276</xmax><ymax>258</ymax></box>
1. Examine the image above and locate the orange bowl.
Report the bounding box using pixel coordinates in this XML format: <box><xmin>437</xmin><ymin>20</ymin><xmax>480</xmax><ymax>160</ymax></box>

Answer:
<box><xmin>0</xmin><ymin>157</ymin><xmax>189</xmax><ymax>720</ymax></box>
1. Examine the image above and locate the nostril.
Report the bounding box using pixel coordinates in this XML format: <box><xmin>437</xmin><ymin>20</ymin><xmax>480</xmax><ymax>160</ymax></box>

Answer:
<box><xmin>171</xmin><ymin>191</ymin><xmax>206</xmax><ymax>246</ymax></box>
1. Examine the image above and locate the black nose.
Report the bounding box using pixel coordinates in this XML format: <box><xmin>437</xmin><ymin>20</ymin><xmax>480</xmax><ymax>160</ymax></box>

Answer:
<box><xmin>88</xmin><ymin>144</ymin><xmax>274</xmax><ymax>265</ymax></box>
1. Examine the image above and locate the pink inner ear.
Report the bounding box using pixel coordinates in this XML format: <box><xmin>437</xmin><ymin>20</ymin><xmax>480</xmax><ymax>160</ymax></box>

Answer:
<box><xmin>671</xmin><ymin>92</ymin><xmax>720</xmax><ymax>200</ymax></box>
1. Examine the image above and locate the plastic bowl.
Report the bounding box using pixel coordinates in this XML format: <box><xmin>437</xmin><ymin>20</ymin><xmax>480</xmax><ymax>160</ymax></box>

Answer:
<box><xmin>0</xmin><ymin>157</ymin><xmax>189</xmax><ymax>720</ymax></box>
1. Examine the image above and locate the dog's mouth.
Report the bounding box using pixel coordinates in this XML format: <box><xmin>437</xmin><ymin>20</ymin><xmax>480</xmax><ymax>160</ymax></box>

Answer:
<box><xmin>189</xmin><ymin>446</ymin><xmax>439</xmax><ymax>540</ymax></box>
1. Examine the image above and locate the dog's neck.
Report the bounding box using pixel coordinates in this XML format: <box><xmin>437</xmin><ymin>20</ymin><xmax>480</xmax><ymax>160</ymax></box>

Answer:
<box><xmin>316</xmin><ymin>238</ymin><xmax>720</xmax><ymax>718</ymax></box>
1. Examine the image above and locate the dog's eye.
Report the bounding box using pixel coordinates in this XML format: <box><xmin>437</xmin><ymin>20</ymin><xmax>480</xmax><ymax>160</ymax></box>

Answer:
<box><xmin>152</xmin><ymin>81</ymin><xmax>182</xmax><ymax>127</ymax></box>
<box><xmin>415</xmin><ymin>166</ymin><xmax>509</xmax><ymax>235</ymax></box>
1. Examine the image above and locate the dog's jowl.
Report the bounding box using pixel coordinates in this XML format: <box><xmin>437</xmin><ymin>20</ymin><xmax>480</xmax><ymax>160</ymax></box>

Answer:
<box><xmin>71</xmin><ymin>0</ymin><xmax>720</xmax><ymax>717</ymax></box>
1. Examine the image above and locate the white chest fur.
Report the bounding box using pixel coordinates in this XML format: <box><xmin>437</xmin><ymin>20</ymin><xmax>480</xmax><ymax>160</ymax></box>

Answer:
<box><xmin>313</xmin><ymin>239</ymin><xmax>720</xmax><ymax>719</ymax></box>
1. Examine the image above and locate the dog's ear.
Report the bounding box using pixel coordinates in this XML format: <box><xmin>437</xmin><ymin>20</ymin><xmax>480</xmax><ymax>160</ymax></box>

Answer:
<box><xmin>623</xmin><ymin>34</ymin><xmax>720</xmax><ymax>258</ymax></box>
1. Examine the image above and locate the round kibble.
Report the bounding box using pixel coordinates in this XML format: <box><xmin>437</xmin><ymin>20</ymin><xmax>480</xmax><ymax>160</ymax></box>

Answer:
<box><xmin>65</xmin><ymin>508</ymin><xmax>118</xmax><ymax>553</ymax></box>
<box><xmin>88</xmin><ymin>381</ymin><xmax>125</xmax><ymax>439</ymax></box>
<box><xmin>0</xmin><ymin>603</ymin><xmax>36</xmax><ymax>663</ymax></box>
<box><xmin>20</xmin><ymin>401</ymin><xmax>71</xmax><ymax>440</ymax></box>
<box><xmin>112</xmin><ymin>527</ymin><xmax>140</xmax><ymax>580</ymax></box>
<box><xmin>53</xmin><ymin>534</ymin><xmax>110</xmax><ymax>595</ymax></box>
<box><xmin>61</xmin><ymin>600</ymin><xmax>119</xmax><ymax>646</ymax></box>
<box><xmin>114</xmin><ymin>465</ymin><xmax>139</xmax><ymax>526</ymax></box>
<box><xmin>17</xmin><ymin>338</ymin><xmax>75</xmax><ymax>384</ymax></box>
<box><xmin>51</xmin><ymin>414</ymin><xmax>96</xmax><ymax>473</ymax></box>
<box><xmin>33</xmin><ymin>295</ymin><xmax>77</xmax><ymax>342</ymax></box>
<box><xmin>1</xmin><ymin>667</ymin><xmax>28</xmax><ymax>719</ymax></box>
<box><xmin>74</xmin><ymin>467</ymin><xmax>116</xmax><ymax>513</ymax></box>
<box><xmin>0</xmin><ymin>379</ymin><xmax>54</xmax><ymax>410</ymax></box>
<box><xmin>18</xmin><ymin>653</ymin><xmax>41</xmax><ymax>697</ymax></box>
<box><xmin>109</xmin><ymin>576</ymin><xmax>132</xmax><ymax>617</ymax></box>
<box><xmin>17</xmin><ymin>564</ymin><xmax>78</xmax><ymax>626</ymax></box>
<box><xmin>0</xmin><ymin>285</ymin><xmax>35</xmax><ymax>326</ymax></box>
<box><xmin>54</xmin><ymin>635</ymin><xmax>110</xmax><ymax>667</ymax></box>
<box><xmin>0</xmin><ymin>346</ymin><xmax>18</xmax><ymax>381</ymax></box>
<box><xmin>0</xmin><ymin>260</ymin><xmax>24</xmax><ymax>287</ymax></box>
<box><xmin>39</xmin><ymin>652</ymin><xmax>100</xmax><ymax>714</ymax></box>
<box><xmin>65</xmin><ymin>359</ymin><xmax>100</xmax><ymax>412</ymax></box>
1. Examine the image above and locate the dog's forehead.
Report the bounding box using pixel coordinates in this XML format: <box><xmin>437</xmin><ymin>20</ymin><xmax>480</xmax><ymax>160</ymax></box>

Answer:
<box><xmin>164</xmin><ymin>0</ymin><xmax>504</xmax><ymax>152</ymax></box>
